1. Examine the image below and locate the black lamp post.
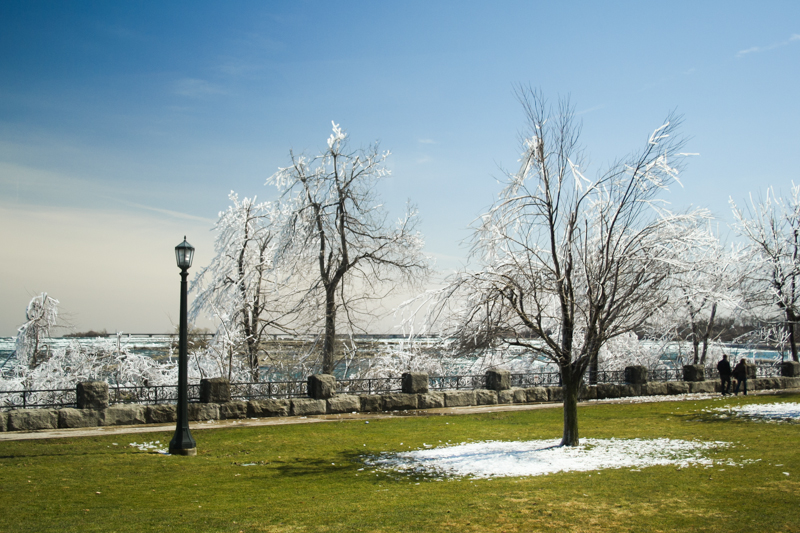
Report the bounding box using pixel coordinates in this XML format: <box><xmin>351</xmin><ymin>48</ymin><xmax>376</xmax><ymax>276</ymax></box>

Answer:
<box><xmin>169</xmin><ymin>236</ymin><xmax>197</xmax><ymax>456</ymax></box>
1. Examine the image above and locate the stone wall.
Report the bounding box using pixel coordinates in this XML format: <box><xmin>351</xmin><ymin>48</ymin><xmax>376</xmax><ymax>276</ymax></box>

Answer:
<box><xmin>4</xmin><ymin>373</ymin><xmax>800</xmax><ymax>433</ymax></box>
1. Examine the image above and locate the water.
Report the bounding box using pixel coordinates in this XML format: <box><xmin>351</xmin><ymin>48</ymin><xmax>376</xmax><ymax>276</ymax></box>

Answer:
<box><xmin>0</xmin><ymin>335</ymin><xmax>787</xmax><ymax>375</ymax></box>
<box><xmin>0</xmin><ymin>335</ymin><xmax>174</xmax><ymax>369</ymax></box>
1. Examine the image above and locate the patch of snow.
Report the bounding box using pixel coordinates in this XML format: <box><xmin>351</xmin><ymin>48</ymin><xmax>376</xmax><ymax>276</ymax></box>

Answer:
<box><xmin>365</xmin><ymin>438</ymin><xmax>729</xmax><ymax>479</ymax></box>
<box><xmin>129</xmin><ymin>440</ymin><xmax>168</xmax><ymax>454</ymax></box>
<box><xmin>708</xmin><ymin>402</ymin><xmax>800</xmax><ymax>422</ymax></box>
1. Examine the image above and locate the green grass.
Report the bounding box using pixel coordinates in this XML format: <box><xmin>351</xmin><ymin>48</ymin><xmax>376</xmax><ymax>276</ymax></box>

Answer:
<box><xmin>1</xmin><ymin>393</ymin><xmax>799</xmax><ymax>532</ymax></box>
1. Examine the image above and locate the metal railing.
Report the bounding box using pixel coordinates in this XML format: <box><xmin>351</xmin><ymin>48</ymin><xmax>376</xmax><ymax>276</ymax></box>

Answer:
<box><xmin>337</xmin><ymin>377</ymin><xmax>402</xmax><ymax>395</ymax></box>
<box><xmin>0</xmin><ymin>388</ymin><xmax>76</xmax><ymax>410</ymax></box>
<box><xmin>0</xmin><ymin>361</ymin><xmax>787</xmax><ymax>411</ymax></box>
<box><xmin>109</xmin><ymin>384</ymin><xmax>201</xmax><ymax>405</ymax></box>
<box><xmin>429</xmin><ymin>374</ymin><xmax>486</xmax><ymax>391</ymax></box>
<box><xmin>230</xmin><ymin>380</ymin><xmax>307</xmax><ymax>401</ymax></box>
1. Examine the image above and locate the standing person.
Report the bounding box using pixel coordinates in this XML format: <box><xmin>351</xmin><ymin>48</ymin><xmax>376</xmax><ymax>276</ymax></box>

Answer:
<box><xmin>732</xmin><ymin>358</ymin><xmax>748</xmax><ymax>396</ymax></box>
<box><xmin>717</xmin><ymin>354</ymin><xmax>732</xmax><ymax>395</ymax></box>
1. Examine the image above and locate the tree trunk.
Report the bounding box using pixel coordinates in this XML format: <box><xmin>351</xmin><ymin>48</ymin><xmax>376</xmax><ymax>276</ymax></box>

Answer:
<box><xmin>588</xmin><ymin>352</ymin><xmax>598</xmax><ymax>385</ymax></box>
<box><xmin>322</xmin><ymin>288</ymin><xmax>337</xmax><ymax>374</ymax></box>
<box><xmin>788</xmin><ymin>321</ymin><xmax>799</xmax><ymax>362</ymax></box>
<box><xmin>560</xmin><ymin>365</ymin><xmax>581</xmax><ymax>446</ymax></box>
<box><xmin>700</xmin><ymin>302</ymin><xmax>717</xmax><ymax>365</ymax></box>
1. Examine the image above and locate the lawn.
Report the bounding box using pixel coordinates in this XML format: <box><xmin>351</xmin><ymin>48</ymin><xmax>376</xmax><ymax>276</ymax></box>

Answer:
<box><xmin>1</xmin><ymin>393</ymin><xmax>798</xmax><ymax>532</ymax></box>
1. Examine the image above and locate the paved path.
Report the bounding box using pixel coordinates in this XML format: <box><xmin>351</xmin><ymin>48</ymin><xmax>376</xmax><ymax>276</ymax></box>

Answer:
<box><xmin>0</xmin><ymin>389</ymin><xmax>793</xmax><ymax>442</ymax></box>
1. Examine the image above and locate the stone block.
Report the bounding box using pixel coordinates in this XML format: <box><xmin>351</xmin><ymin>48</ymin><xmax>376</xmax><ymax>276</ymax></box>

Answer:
<box><xmin>7</xmin><ymin>409</ymin><xmax>58</xmax><ymax>431</ymax></box>
<box><xmin>220</xmin><ymin>401</ymin><xmax>248</xmax><ymax>419</ymax></box>
<box><xmin>745</xmin><ymin>363</ymin><xmax>757</xmax><ymax>380</ymax></box>
<box><xmin>401</xmin><ymin>372</ymin><xmax>429</xmax><ymax>394</ymax></box>
<box><xmin>512</xmin><ymin>388</ymin><xmax>527</xmax><ymax>403</ymax></box>
<box><xmin>498</xmin><ymin>390</ymin><xmax>513</xmax><ymax>404</ymax></box>
<box><xmin>58</xmin><ymin>408</ymin><xmax>104</xmax><ymax>428</ymax></box>
<box><xmin>102</xmin><ymin>404</ymin><xmax>146</xmax><ymax>426</ymax></box>
<box><xmin>548</xmin><ymin>386</ymin><xmax>564</xmax><ymax>402</ymax></box>
<box><xmin>418</xmin><ymin>392</ymin><xmax>445</xmax><ymax>409</ymax></box>
<box><xmin>644</xmin><ymin>382</ymin><xmax>668</xmax><ymax>396</ymax></box>
<box><xmin>596</xmin><ymin>383</ymin><xmax>619</xmax><ymax>399</ymax></box>
<box><xmin>485</xmin><ymin>369</ymin><xmax>511</xmax><ymax>391</ymax></box>
<box><xmin>783</xmin><ymin>377</ymin><xmax>800</xmax><ymax>389</ymax></box>
<box><xmin>200</xmin><ymin>377</ymin><xmax>231</xmax><ymax>403</ymax></box>
<box><xmin>772</xmin><ymin>377</ymin><xmax>788</xmax><ymax>390</ymax></box>
<box><xmin>0</xmin><ymin>411</ymin><xmax>5</xmax><ymax>431</ymax></box>
<box><xmin>145</xmin><ymin>404</ymin><xmax>177</xmax><ymax>424</ymax></box>
<box><xmin>780</xmin><ymin>361</ymin><xmax>800</xmax><ymax>377</ymax></box>
<box><xmin>77</xmin><ymin>381</ymin><xmax>109</xmax><ymax>409</ymax></box>
<box><xmin>443</xmin><ymin>390</ymin><xmax>476</xmax><ymax>407</ymax></box>
<box><xmin>382</xmin><ymin>393</ymin><xmax>419</xmax><ymax>411</ymax></box>
<box><xmin>667</xmin><ymin>382</ymin><xmax>690</xmax><ymax>395</ymax></box>
<box><xmin>624</xmin><ymin>366</ymin><xmax>648</xmax><ymax>385</ymax></box>
<box><xmin>475</xmin><ymin>389</ymin><xmax>498</xmax><ymax>405</ymax></box>
<box><xmin>327</xmin><ymin>394</ymin><xmax>360</xmax><ymax>414</ymax></box>
<box><xmin>688</xmin><ymin>381</ymin><xmax>715</xmax><ymax>394</ymax></box>
<box><xmin>683</xmin><ymin>365</ymin><xmax>705</xmax><ymax>382</ymax></box>
<box><xmin>618</xmin><ymin>384</ymin><xmax>641</xmax><ymax>397</ymax></box>
<box><xmin>579</xmin><ymin>385</ymin><xmax>598</xmax><ymax>401</ymax></box>
<box><xmin>748</xmin><ymin>378</ymin><xmax>765</xmax><ymax>391</ymax></box>
<box><xmin>307</xmin><ymin>374</ymin><xmax>336</xmax><ymax>400</ymax></box>
<box><xmin>764</xmin><ymin>377</ymin><xmax>782</xmax><ymax>390</ymax></box>
<box><xmin>290</xmin><ymin>398</ymin><xmax>327</xmax><ymax>416</ymax></box>
<box><xmin>188</xmin><ymin>402</ymin><xmax>219</xmax><ymax>421</ymax></box>
<box><xmin>359</xmin><ymin>394</ymin><xmax>383</xmax><ymax>412</ymax></box>
<box><xmin>247</xmin><ymin>399</ymin><xmax>289</xmax><ymax>418</ymax></box>
<box><xmin>525</xmin><ymin>387</ymin><xmax>549</xmax><ymax>402</ymax></box>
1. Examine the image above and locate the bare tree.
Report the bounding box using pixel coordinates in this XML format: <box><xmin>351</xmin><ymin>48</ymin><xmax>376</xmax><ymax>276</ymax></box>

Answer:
<box><xmin>731</xmin><ymin>183</ymin><xmax>800</xmax><ymax>362</ymax></box>
<box><xmin>191</xmin><ymin>193</ymin><xmax>300</xmax><ymax>381</ymax></box>
<box><xmin>268</xmin><ymin>123</ymin><xmax>430</xmax><ymax>374</ymax></box>
<box><xmin>14</xmin><ymin>293</ymin><xmax>60</xmax><ymax>369</ymax></box>
<box><xmin>421</xmin><ymin>89</ymin><xmax>710</xmax><ymax>446</ymax></box>
<box><xmin>667</xmin><ymin>234</ymin><xmax>746</xmax><ymax>365</ymax></box>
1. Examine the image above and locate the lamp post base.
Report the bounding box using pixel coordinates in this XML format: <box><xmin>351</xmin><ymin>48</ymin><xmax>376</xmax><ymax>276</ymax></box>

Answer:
<box><xmin>169</xmin><ymin>446</ymin><xmax>197</xmax><ymax>456</ymax></box>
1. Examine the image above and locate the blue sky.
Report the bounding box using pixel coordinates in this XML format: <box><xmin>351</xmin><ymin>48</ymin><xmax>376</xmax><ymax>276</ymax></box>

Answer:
<box><xmin>1</xmin><ymin>1</ymin><xmax>798</xmax><ymax>335</ymax></box>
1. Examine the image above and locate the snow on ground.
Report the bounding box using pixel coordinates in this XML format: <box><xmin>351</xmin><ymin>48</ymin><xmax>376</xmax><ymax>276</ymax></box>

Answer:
<box><xmin>365</xmin><ymin>438</ymin><xmax>729</xmax><ymax>479</ymax></box>
<box><xmin>708</xmin><ymin>402</ymin><xmax>800</xmax><ymax>422</ymax></box>
<box><xmin>129</xmin><ymin>440</ymin><xmax>168</xmax><ymax>454</ymax></box>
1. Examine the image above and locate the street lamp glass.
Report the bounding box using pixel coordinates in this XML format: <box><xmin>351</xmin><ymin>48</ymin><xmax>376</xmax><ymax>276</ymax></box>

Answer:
<box><xmin>175</xmin><ymin>237</ymin><xmax>194</xmax><ymax>269</ymax></box>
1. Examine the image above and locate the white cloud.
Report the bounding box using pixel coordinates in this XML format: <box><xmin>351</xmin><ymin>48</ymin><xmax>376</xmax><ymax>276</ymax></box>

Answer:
<box><xmin>736</xmin><ymin>33</ymin><xmax>800</xmax><ymax>57</ymax></box>
<box><xmin>173</xmin><ymin>78</ymin><xmax>226</xmax><ymax>98</ymax></box>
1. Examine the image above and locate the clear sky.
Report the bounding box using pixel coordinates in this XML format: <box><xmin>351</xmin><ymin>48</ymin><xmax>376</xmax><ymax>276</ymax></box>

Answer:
<box><xmin>1</xmin><ymin>1</ymin><xmax>798</xmax><ymax>336</ymax></box>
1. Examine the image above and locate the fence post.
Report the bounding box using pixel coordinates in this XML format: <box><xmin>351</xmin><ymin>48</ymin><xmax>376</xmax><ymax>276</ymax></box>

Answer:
<box><xmin>485</xmin><ymin>369</ymin><xmax>510</xmax><ymax>391</ymax></box>
<box><xmin>199</xmin><ymin>377</ymin><xmax>231</xmax><ymax>403</ymax></box>
<box><xmin>402</xmin><ymin>372</ymin><xmax>429</xmax><ymax>394</ymax></box>
<box><xmin>308</xmin><ymin>374</ymin><xmax>336</xmax><ymax>399</ymax></box>
<box><xmin>76</xmin><ymin>381</ymin><xmax>110</xmax><ymax>409</ymax></box>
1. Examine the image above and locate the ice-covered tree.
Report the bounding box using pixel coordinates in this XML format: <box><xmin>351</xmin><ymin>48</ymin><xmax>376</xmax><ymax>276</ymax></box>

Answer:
<box><xmin>267</xmin><ymin>122</ymin><xmax>430</xmax><ymax>374</ymax></box>
<box><xmin>190</xmin><ymin>193</ymin><xmax>300</xmax><ymax>381</ymax></box>
<box><xmin>731</xmin><ymin>183</ymin><xmax>800</xmax><ymax>361</ymax></box>
<box><xmin>659</xmin><ymin>232</ymin><xmax>746</xmax><ymax>365</ymax></box>
<box><xmin>14</xmin><ymin>293</ymin><xmax>60</xmax><ymax>369</ymax></box>
<box><xmin>419</xmin><ymin>90</ymin><xmax>711</xmax><ymax>446</ymax></box>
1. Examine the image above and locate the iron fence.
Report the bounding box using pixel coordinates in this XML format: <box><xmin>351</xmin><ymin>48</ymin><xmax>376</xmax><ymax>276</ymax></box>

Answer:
<box><xmin>337</xmin><ymin>377</ymin><xmax>402</xmax><ymax>395</ymax></box>
<box><xmin>0</xmin><ymin>388</ymin><xmax>76</xmax><ymax>410</ymax></box>
<box><xmin>0</xmin><ymin>361</ymin><xmax>790</xmax><ymax>410</ymax></box>
<box><xmin>510</xmin><ymin>372</ymin><xmax>561</xmax><ymax>387</ymax></box>
<box><xmin>230</xmin><ymin>380</ymin><xmax>307</xmax><ymax>400</ymax></box>
<box><xmin>429</xmin><ymin>374</ymin><xmax>486</xmax><ymax>391</ymax></box>
<box><xmin>109</xmin><ymin>384</ymin><xmax>201</xmax><ymax>405</ymax></box>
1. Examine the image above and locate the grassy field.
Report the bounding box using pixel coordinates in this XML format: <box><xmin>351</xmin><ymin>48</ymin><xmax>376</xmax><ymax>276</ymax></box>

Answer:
<box><xmin>1</xmin><ymin>393</ymin><xmax>798</xmax><ymax>532</ymax></box>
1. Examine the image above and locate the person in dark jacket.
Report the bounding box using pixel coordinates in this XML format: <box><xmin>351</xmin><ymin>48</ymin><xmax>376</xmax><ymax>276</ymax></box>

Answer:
<box><xmin>717</xmin><ymin>354</ymin><xmax>732</xmax><ymax>395</ymax></box>
<box><xmin>732</xmin><ymin>358</ymin><xmax>748</xmax><ymax>396</ymax></box>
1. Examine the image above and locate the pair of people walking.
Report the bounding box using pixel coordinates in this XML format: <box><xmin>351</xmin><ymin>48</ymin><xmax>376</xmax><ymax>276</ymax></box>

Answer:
<box><xmin>717</xmin><ymin>354</ymin><xmax>748</xmax><ymax>395</ymax></box>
